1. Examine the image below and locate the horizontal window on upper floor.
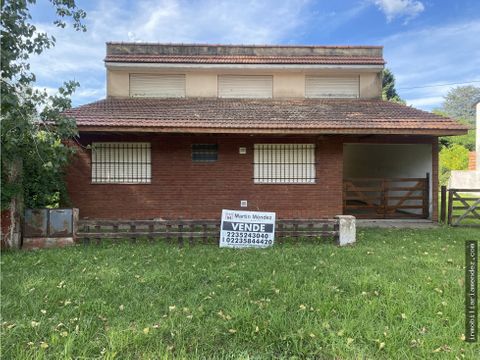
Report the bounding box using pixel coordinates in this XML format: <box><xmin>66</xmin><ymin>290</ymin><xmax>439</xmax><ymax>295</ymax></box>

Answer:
<box><xmin>305</xmin><ymin>75</ymin><xmax>359</xmax><ymax>98</ymax></box>
<box><xmin>124</xmin><ymin>72</ymin><xmax>365</xmax><ymax>99</ymax></box>
<box><xmin>218</xmin><ymin>75</ymin><xmax>273</xmax><ymax>99</ymax></box>
<box><xmin>129</xmin><ymin>74</ymin><xmax>186</xmax><ymax>98</ymax></box>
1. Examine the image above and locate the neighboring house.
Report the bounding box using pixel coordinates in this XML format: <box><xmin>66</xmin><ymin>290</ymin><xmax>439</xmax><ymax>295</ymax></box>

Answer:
<box><xmin>65</xmin><ymin>43</ymin><xmax>467</xmax><ymax>221</ymax></box>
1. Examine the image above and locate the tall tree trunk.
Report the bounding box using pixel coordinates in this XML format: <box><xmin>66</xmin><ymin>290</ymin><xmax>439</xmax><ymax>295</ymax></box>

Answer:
<box><xmin>4</xmin><ymin>158</ymin><xmax>23</xmax><ymax>249</ymax></box>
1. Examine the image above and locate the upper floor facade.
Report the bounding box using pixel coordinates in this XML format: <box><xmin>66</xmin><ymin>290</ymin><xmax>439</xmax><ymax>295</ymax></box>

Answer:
<box><xmin>105</xmin><ymin>43</ymin><xmax>385</xmax><ymax>100</ymax></box>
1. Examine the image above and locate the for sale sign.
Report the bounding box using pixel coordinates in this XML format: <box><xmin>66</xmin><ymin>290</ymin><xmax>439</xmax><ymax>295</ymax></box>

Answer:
<box><xmin>220</xmin><ymin>209</ymin><xmax>276</xmax><ymax>248</ymax></box>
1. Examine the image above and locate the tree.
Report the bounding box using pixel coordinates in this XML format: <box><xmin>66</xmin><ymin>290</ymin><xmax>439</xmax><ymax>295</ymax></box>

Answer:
<box><xmin>1</xmin><ymin>0</ymin><xmax>86</xmax><ymax>248</ymax></box>
<box><xmin>435</xmin><ymin>109</ymin><xmax>476</xmax><ymax>151</ymax></box>
<box><xmin>382</xmin><ymin>68</ymin><xmax>405</xmax><ymax>103</ymax></box>
<box><xmin>437</xmin><ymin>86</ymin><xmax>479</xmax><ymax>155</ymax></box>
<box><xmin>441</xmin><ymin>85</ymin><xmax>480</xmax><ymax>126</ymax></box>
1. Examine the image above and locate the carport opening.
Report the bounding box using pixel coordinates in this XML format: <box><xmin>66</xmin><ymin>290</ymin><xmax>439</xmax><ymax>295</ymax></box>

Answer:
<box><xmin>343</xmin><ymin>144</ymin><xmax>433</xmax><ymax>219</ymax></box>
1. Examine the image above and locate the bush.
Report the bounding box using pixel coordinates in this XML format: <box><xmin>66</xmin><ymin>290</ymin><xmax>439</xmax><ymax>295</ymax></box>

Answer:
<box><xmin>439</xmin><ymin>144</ymin><xmax>469</xmax><ymax>185</ymax></box>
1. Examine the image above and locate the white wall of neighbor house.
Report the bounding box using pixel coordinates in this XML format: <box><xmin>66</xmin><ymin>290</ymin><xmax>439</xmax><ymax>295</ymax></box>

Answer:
<box><xmin>106</xmin><ymin>69</ymin><xmax>381</xmax><ymax>99</ymax></box>
<box><xmin>343</xmin><ymin>144</ymin><xmax>433</xmax><ymax>217</ymax></box>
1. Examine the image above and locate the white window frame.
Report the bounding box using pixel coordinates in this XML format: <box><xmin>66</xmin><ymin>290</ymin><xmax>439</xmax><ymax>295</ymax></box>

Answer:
<box><xmin>91</xmin><ymin>142</ymin><xmax>151</xmax><ymax>184</ymax></box>
<box><xmin>253</xmin><ymin>144</ymin><xmax>316</xmax><ymax>184</ymax></box>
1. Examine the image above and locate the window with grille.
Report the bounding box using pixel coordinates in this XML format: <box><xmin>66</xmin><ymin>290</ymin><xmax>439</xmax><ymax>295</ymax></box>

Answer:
<box><xmin>91</xmin><ymin>143</ymin><xmax>151</xmax><ymax>184</ymax></box>
<box><xmin>253</xmin><ymin>144</ymin><xmax>316</xmax><ymax>184</ymax></box>
<box><xmin>192</xmin><ymin>144</ymin><xmax>218</xmax><ymax>162</ymax></box>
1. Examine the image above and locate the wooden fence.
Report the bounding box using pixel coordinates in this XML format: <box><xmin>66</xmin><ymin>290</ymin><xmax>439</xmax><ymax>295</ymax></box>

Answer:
<box><xmin>77</xmin><ymin>219</ymin><xmax>340</xmax><ymax>245</ymax></box>
<box><xmin>343</xmin><ymin>175</ymin><xmax>429</xmax><ymax>219</ymax></box>
<box><xmin>440</xmin><ymin>187</ymin><xmax>480</xmax><ymax>227</ymax></box>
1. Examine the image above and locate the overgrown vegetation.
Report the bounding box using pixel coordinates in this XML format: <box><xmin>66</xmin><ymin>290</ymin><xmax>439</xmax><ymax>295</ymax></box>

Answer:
<box><xmin>1</xmin><ymin>0</ymin><xmax>86</xmax><ymax>211</ymax></box>
<box><xmin>1</xmin><ymin>229</ymin><xmax>478</xmax><ymax>358</ymax></box>
<box><xmin>437</xmin><ymin>85</ymin><xmax>480</xmax><ymax>185</ymax></box>
<box><xmin>439</xmin><ymin>144</ymin><xmax>470</xmax><ymax>185</ymax></box>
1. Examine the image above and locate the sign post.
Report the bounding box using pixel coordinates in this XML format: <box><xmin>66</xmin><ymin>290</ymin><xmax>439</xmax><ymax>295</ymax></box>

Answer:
<box><xmin>220</xmin><ymin>209</ymin><xmax>276</xmax><ymax>248</ymax></box>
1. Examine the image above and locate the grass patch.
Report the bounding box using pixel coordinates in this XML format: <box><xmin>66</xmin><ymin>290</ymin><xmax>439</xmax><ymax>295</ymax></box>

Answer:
<box><xmin>1</xmin><ymin>227</ymin><xmax>479</xmax><ymax>359</ymax></box>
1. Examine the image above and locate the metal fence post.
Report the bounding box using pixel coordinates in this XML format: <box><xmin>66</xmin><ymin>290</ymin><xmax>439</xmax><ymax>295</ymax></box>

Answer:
<box><xmin>440</xmin><ymin>185</ymin><xmax>447</xmax><ymax>223</ymax></box>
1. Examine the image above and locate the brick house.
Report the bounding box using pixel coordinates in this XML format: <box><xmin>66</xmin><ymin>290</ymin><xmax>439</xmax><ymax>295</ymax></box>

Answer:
<box><xmin>65</xmin><ymin>43</ymin><xmax>467</xmax><ymax>221</ymax></box>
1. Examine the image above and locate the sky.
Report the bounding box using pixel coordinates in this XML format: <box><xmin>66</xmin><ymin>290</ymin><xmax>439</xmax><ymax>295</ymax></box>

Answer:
<box><xmin>29</xmin><ymin>0</ymin><xmax>480</xmax><ymax>111</ymax></box>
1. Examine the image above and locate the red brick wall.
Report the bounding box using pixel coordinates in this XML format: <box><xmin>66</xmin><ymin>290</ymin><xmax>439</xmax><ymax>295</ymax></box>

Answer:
<box><xmin>66</xmin><ymin>133</ymin><xmax>439</xmax><ymax>221</ymax></box>
<box><xmin>468</xmin><ymin>152</ymin><xmax>476</xmax><ymax>171</ymax></box>
<box><xmin>66</xmin><ymin>134</ymin><xmax>344</xmax><ymax>220</ymax></box>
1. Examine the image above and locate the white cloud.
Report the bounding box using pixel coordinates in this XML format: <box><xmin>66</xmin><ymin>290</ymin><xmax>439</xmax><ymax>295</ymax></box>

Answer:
<box><xmin>406</xmin><ymin>96</ymin><xmax>444</xmax><ymax>108</ymax></box>
<box><xmin>309</xmin><ymin>2</ymin><xmax>370</xmax><ymax>36</ymax></box>
<box><xmin>29</xmin><ymin>0</ymin><xmax>312</xmax><ymax>105</ymax></box>
<box><xmin>28</xmin><ymin>0</ymin><xmax>478</xmax><ymax>113</ymax></box>
<box><xmin>373</xmin><ymin>0</ymin><xmax>424</xmax><ymax>22</ymax></box>
<box><xmin>382</xmin><ymin>20</ymin><xmax>480</xmax><ymax>110</ymax></box>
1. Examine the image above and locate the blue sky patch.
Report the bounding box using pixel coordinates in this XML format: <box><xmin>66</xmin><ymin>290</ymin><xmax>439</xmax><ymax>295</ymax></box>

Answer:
<box><xmin>29</xmin><ymin>0</ymin><xmax>480</xmax><ymax>111</ymax></box>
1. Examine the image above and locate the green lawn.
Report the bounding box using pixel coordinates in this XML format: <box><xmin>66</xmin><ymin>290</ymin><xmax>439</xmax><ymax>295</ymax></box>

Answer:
<box><xmin>1</xmin><ymin>228</ymin><xmax>479</xmax><ymax>359</ymax></box>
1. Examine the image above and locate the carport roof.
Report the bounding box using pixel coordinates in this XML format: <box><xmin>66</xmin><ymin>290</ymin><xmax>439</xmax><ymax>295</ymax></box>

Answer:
<box><xmin>65</xmin><ymin>98</ymin><xmax>468</xmax><ymax>136</ymax></box>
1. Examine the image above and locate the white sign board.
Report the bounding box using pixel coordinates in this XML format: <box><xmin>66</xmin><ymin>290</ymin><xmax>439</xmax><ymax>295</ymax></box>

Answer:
<box><xmin>220</xmin><ymin>209</ymin><xmax>276</xmax><ymax>248</ymax></box>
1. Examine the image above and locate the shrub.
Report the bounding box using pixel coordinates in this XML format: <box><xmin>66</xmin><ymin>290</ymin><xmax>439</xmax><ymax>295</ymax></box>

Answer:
<box><xmin>439</xmin><ymin>144</ymin><xmax>469</xmax><ymax>185</ymax></box>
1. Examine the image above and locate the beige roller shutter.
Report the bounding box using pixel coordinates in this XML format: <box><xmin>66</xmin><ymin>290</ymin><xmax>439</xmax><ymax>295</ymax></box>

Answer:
<box><xmin>218</xmin><ymin>75</ymin><xmax>273</xmax><ymax>98</ymax></box>
<box><xmin>129</xmin><ymin>74</ymin><xmax>185</xmax><ymax>98</ymax></box>
<box><xmin>305</xmin><ymin>76</ymin><xmax>359</xmax><ymax>98</ymax></box>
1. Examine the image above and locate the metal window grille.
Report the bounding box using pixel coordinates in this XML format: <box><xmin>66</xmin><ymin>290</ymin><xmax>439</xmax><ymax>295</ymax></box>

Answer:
<box><xmin>91</xmin><ymin>142</ymin><xmax>151</xmax><ymax>184</ymax></box>
<box><xmin>253</xmin><ymin>144</ymin><xmax>316</xmax><ymax>184</ymax></box>
<box><xmin>192</xmin><ymin>144</ymin><xmax>218</xmax><ymax>162</ymax></box>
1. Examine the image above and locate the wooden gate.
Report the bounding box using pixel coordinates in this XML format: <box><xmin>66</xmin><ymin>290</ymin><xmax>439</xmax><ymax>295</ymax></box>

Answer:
<box><xmin>343</xmin><ymin>174</ymin><xmax>429</xmax><ymax>219</ymax></box>
<box><xmin>447</xmin><ymin>189</ymin><xmax>480</xmax><ymax>227</ymax></box>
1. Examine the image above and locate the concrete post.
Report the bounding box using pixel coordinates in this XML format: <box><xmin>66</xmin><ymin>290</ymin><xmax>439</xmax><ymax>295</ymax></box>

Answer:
<box><xmin>335</xmin><ymin>215</ymin><xmax>356</xmax><ymax>246</ymax></box>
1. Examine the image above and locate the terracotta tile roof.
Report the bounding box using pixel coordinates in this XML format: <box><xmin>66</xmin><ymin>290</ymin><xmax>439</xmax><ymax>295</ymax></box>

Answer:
<box><xmin>65</xmin><ymin>98</ymin><xmax>468</xmax><ymax>135</ymax></box>
<box><xmin>105</xmin><ymin>54</ymin><xmax>385</xmax><ymax>65</ymax></box>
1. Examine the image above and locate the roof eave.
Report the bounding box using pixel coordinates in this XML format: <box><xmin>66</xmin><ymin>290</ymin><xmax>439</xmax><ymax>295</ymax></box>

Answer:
<box><xmin>76</xmin><ymin>126</ymin><xmax>467</xmax><ymax>137</ymax></box>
